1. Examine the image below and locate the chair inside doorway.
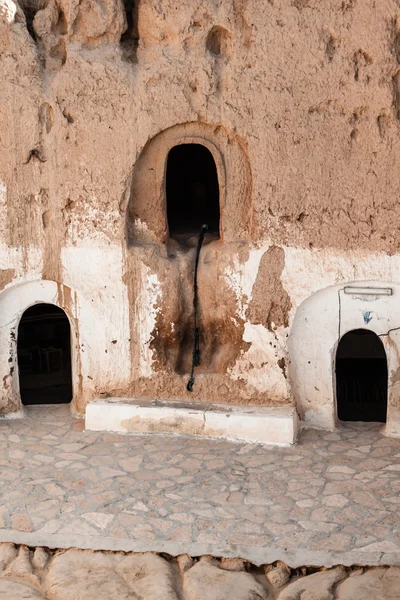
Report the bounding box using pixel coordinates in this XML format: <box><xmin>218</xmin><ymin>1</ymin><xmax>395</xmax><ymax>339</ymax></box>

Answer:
<box><xmin>17</xmin><ymin>304</ymin><xmax>72</xmax><ymax>405</ymax></box>
<box><xmin>335</xmin><ymin>328</ymin><xmax>387</xmax><ymax>423</ymax></box>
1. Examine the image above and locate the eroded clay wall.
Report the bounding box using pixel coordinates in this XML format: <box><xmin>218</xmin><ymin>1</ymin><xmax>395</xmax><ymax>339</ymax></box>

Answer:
<box><xmin>1</xmin><ymin>0</ymin><xmax>400</xmax><ymax>412</ymax></box>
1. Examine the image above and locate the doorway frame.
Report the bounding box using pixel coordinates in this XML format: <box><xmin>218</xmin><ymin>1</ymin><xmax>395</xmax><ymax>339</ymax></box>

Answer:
<box><xmin>289</xmin><ymin>280</ymin><xmax>400</xmax><ymax>437</ymax></box>
<box><xmin>165</xmin><ymin>141</ymin><xmax>221</xmax><ymax>239</ymax></box>
<box><xmin>0</xmin><ymin>280</ymin><xmax>80</xmax><ymax>416</ymax></box>
<box><xmin>126</xmin><ymin>121</ymin><xmax>253</xmax><ymax>246</ymax></box>
<box><xmin>163</xmin><ymin>137</ymin><xmax>224</xmax><ymax>241</ymax></box>
<box><xmin>17</xmin><ymin>302</ymin><xmax>74</xmax><ymax>408</ymax></box>
<box><xmin>334</xmin><ymin>328</ymin><xmax>388</xmax><ymax>424</ymax></box>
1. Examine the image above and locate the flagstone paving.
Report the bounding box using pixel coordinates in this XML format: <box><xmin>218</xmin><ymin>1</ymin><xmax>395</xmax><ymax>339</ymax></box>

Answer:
<box><xmin>1</xmin><ymin>405</ymin><xmax>400</xmax><ymax>566</ymax></box>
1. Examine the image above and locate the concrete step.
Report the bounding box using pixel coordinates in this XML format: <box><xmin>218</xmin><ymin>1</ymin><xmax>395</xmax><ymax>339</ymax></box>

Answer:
<box><xmin>85</xmin><ymin>398</ymin><xmax>298</xmax><ymax>446</ymax></box>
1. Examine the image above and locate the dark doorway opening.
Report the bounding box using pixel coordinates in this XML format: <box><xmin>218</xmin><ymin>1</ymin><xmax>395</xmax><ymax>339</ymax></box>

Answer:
<box><xmin>335</xmin><ymin>329</ymin><xmax>387</xmax><ymax>423</ymax></box>
<box><xmin>17</xmin><ymin>304</ymin><xmax>72</xmax><ymax>405</ymax></box>
<box><xmin>166</xmin><ymin>144</ymin><xmax>220</xmax><ymax>241</ymax></box>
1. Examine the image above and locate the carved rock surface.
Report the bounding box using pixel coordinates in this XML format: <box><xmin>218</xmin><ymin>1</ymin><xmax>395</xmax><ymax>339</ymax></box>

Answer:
<box><xmin>43</xmin><ymin>549</ymin><xmax>180</xmax><ymax>600</ymax></box>
<box><xmin>33</xmin><ymin>0</ymin><xmax>126</xmax><ymax>58</ymax></box>
<box><xmin>265</xmin><ymin>562</ymin><xmax>291</xmax><ymax>588</ymax></box>
<box><xmin>0</xmin><ymin>579</ymin><xmax>44</xmax><ymax>598</ymax></box>
<box><xmin>336</xmin><ymin>568</ymin><xmax>400</xmax><ymax>600</ymax></box>
<box><xmin>43</xmin><ymin>549</ymin><xmax>135</xmax><ymax>599</ymax></box>
<box><xmin>3</xmin><ymin>546</ymin><xmax>40</xmax><ymax>588</ymax></box>
<box><xmin>182</xmin><ymin>560</ymin><xmax>268</xmax><ymax>600</ymax></box>
<box><xmin>0</xmin><ymin>545</ymin><xmax>398</xmax><ymax>599</ymax></box>
<box><xmin>277</xmin><ymin>567</ymin><xmax>346</xmax><ymax>600</ymax></box>
<box><xmin>67</xmin><ymin>0</ymin><xmax>126</xmax><ymax>46</ymax></box>
<box><xmin>115</xmin><ymin>553</ymin><xmax>179</xmax><ymax>600</ymax></box>
<box><xmin>0</xmin><ymin>543</ymin><xmax>17</xmax><ymax>571</ymax></box>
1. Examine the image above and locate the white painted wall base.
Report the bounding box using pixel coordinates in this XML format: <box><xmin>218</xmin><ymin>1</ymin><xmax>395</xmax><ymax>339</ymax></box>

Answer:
<box><xmin>85</xmin><ymin>398</ymin><xmax>298</xmax><ymax>446</ymax></box>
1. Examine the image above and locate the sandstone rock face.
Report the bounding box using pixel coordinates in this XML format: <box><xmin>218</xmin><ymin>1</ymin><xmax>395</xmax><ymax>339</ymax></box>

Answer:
<box><xmin>3</xmin><ymin>545</ymin><xmax>41</xmax><ymax>588</ymax></box>
<box><xmin>0</xmin><ymin>544</ymin><xmax>17</xmax><ymax>571</ymax></box>
<box><xmin>43</xmin><ymin>550</ymin><xmax>135</xmax><ymax>599</ymax></box>
<box><xmin>265</xmin><ymin>561</ymin><xmax>291</xmax><ymax>588</ymax></box>
<box><xmin>31</xmin><ymin>0</ymin><xmax>126</xmax><ymax>69</ymax></box>
<box><xmin>43</xmin><ymin>550</ymin><xmax>182</xmax><ymax>599</ymax></box>
<box><xmin>336</xmin><ymin>568</ymin><xmax>400</xmax><ymax>600</ymax></box>
<box><xmin>3</xmin><ymin>0</ymin><xmax>400</xmax><ymax>421</ymax></box>
<box><xmin>277</xmin><ymin>567</ymin><xmax>347</xmax><ymax>600</ymax></box>
<box><xmin>0</xmin><ymin>579</ymin><xmax>44</xmax><ymax>599</ymax></box>
<box><xmin>177</xmin><ymin>554</ymin><xmax>194</xmax><ymax>574</ymax></box>
<box><xmin>33</xmin><ymin>0</ymin><xmax>126</xmax><ymax>55</ymax></box>
<box><xmin>182</xmin><ymin>560</ymin><xmax>268</xmax><ymax>600</ymax></box>
<box><xmin>115</xmin><ymin>553</ymin><xmax>180</xmax><ymax>600</ymax></box>
<box><xmin>0</xmin><ymin>545</ymin><xmax>397</xmax><ymax>599</ymax></box>
<box><xmin>220</xmin><ymin>557</ymin><xmax>247</xmax><ymax>572</ymax></box>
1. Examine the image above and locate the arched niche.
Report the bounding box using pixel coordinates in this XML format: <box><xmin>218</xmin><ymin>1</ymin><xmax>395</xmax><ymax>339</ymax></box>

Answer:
<box><xmin>127</xmin><ymin>122</ymin><xmax>252</xmax><ymax>245</ymax></box>
<box><xmin>17</xmin><ymin>303</ymin><xmax>73</xmax><ymax>405</ymax></box>
<box><xmin>166</xmin><ymin>143</ymin><xmax>220</xmax><ymax>240</ymax></box>
<box><xmin>336</xmin><ymin>329</ymin><xmax>387</xmax><ymax>423</ymax></box>
<box><xmin>0</xmin><ymin>280</ymin><xmax>82</xmax><ymax>415</ymax></box>
<box><xmin>288</xmin><ymin>281</ymin><xmax>400</xmax><ymax>436</ymax></box>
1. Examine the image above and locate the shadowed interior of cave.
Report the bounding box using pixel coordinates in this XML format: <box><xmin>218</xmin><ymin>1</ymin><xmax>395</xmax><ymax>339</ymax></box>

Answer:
<box><xmin>335</xmin><ymin>328</ymin><xmax>387</xmax><ymax>423</ymax></box>
<box><xmin>17</xmin><ymin>304</ymin><xmax>72</xmax><ymax>405</ymax></box>
<box><xmin>166</xmin><ymin>144</ymin><xmax>220</xmax><ymax>241</ymax></box>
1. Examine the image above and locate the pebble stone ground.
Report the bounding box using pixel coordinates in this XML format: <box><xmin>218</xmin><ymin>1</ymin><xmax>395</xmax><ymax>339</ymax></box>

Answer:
<box><xmin>1</xmin><ymin>405</ymin><xmax>400</xmax><ymax>566</ymax></box>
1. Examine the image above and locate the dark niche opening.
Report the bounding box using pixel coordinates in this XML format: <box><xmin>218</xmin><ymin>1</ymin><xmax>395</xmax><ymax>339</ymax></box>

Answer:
<box><xmin>166</xmin><ymin>144</ymin><xmax>220</xmax><ymax>242</ymax></box>
<box><xmin>120</xmin><ymin>0</ymin><xmax>139</xmax><ymax>62</ymax></box>
<box><xmin>17</xmin><ymin>304</ymin><xmax>72</xmax><ymax>405</ymax></box>
<box><xmin>335</xmin><ymin>328</ymin><xmax>387</xmax><ymax>423</ymax></box>
<box><xmin>18</xmin><ymin>0</ymin><xmax>39</xmax><ymax>40</ymax></box>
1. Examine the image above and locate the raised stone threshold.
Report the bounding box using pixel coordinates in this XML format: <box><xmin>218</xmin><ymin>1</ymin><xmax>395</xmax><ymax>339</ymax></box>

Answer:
<box><xmin>85</xmin><ymin>398</ymin><xmax>298</xmax><ymax>446</ymax></box>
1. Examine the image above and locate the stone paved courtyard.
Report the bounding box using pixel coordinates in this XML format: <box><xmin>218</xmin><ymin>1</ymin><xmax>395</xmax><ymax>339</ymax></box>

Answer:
<box><xmin>0</xmin><ymin>405</ymin><xmax>400</xmax><ymax>567</ymax></box>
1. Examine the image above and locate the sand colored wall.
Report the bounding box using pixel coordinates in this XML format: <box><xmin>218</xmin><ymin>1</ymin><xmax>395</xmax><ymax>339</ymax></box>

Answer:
<box><xmin>2</xmin><ymin>0</ymin><xmax>400</xmax><ymax>423</ymax></box>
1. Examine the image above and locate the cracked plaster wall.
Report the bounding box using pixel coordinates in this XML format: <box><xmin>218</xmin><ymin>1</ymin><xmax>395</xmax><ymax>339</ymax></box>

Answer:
<box><xmin>2</xmin><ymin>0</ymin><xmax>400</xmax><ymax>418</ymax></box>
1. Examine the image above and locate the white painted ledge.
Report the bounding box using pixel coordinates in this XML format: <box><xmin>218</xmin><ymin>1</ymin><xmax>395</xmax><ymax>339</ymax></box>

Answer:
<box><xmin>85</xmin><ymin>398</ymin><xmax>298</xmax><ymax>446</ymax></box>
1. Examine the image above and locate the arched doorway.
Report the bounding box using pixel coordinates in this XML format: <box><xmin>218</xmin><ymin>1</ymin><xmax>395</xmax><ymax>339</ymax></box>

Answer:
<box><xmin>17</xmin><ymin>304</ymin><xmax>72</xmax><ymax>405</ymax></box>
<box><xmin>335</xmin><ymin>329</ymin><xmax>388</xmax><ymax>422</ymax></box>
<box><xmin>166</xmin><ymin>144</ymin><xmax>220</xmax><ymax>241</ymax></box>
